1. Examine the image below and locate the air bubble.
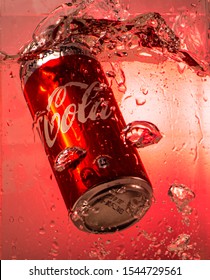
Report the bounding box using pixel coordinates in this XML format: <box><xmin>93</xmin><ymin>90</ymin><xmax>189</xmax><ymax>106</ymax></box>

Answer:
<box><xmin>54</xmin><ymin>146</ymin><xmax>87</xmax><ymax>172</ymax></box>
<box><xmin>168</xmin><ymin>183</ymin><xmax>195</xmax><ymax>212</ymax></box>
<box><xmin>121</xmin><ymin>121</ymin><xmax>163</xmax><ymax>148</ymax></box>
<box><xmin>167</xmin><ymin>233</ymin><xmax>191</xmax><ymax>252</ymax></box>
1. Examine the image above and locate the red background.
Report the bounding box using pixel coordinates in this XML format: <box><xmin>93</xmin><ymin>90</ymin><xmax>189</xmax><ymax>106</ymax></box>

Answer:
<box><xmin>1</xmin><ymin>0</ymin><xmax>210</xmax><ymax>260</ymax></box>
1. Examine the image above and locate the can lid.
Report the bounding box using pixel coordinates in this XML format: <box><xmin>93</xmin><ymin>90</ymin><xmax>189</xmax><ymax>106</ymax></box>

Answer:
<box><xmin>70</xmin><ymin>177</ymin><xmax>153</xmax><ymax>234</ymax></box>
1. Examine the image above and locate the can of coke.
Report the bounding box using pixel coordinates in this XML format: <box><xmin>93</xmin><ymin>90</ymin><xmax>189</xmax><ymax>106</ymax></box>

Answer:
<box><xmin>20</xmin><ymin>44</ymin><xmax>153</xmax><ymax>233</ymax></box>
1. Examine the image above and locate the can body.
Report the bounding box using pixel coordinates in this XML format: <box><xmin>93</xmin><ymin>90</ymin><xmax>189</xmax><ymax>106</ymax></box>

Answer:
<box><xmin>20</xmin><ymin>44</ymin><xmax>153</xmax><ymax>233</ymax></box>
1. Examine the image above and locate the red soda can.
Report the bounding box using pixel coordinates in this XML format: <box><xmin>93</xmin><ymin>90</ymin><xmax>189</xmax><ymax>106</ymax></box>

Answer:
<box><xmin>20</xmin><ymin>43</ymin><xmax>153</xmax><ymax>233</ymax></box>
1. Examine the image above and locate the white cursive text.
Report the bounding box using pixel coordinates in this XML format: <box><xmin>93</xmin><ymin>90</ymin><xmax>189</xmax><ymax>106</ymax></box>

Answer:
<box><xmin>36</xmin><ymin>81</ymin><xmax>113</xmax><ymax>148</ymax></box>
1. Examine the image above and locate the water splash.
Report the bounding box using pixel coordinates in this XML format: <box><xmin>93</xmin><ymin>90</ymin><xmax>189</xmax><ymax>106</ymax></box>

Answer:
<box><xmin>121</xmin><ymin>121</ymin><xmax>163</xmax><ymax>148</ymax></box>
<box><xmin>54</xmin><ymin>146</ymin><xmax>87</xmax><ymax>172</ymax></box>
<box><xmin>1</xmin><ymin>1</ymin><xmax>209</xmax><ymax>77</ymax></box>
<box><xmin>172</xmin><ymin>11</ymin><xmax>205</xmax><ymax>59</ymax></box>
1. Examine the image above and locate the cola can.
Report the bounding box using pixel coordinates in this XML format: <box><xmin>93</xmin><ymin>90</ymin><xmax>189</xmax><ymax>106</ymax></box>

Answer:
<box><xmin>20</xmin><ymin>44</ymin><xmax>153</xmax><ymax>233</ymax></box>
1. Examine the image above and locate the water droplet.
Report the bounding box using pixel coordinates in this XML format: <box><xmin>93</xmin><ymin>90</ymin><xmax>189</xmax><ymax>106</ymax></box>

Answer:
<box><xmin>115</xmin><ymin>51</ymin><xmax>128</xmax><ymax>57</ymax></box>
<box><xmin>147</xmin><ymin>19</ymin><xmax>158</xmax><ymax>28</ymax></box>
<box><xmin>116</xmin><ymin>186</ymin><xmax>127</xmax><ymax>194</ymax></box>
<box><xmin>70</xmin><ymin>200</ymin><xmax>91</xmax><ymax>222</ymax></box>
<box><xmin>32</xmin><ymin>110</ymin><xmax>47</xmax><ymax>142</ymax></box>
<box><xmin>111</xmin><ymin>62</ymin><xmax>126</xmax><ymax>93</ymax></box>
<box><xmin>79</xmin><ymin>225</ymin><xmax>84</xmax><ymax>230</ymax></box>
<box><xmin>135</xmin><ymin>97</ymin><xmax>146</xmax><ymax>106</ymax></box>
<box><xmin>197</xmin><ymin>70</ymin><xmax>206</xmax><ymax>77</ymax></box>
<box><xmin>9</xmin><ymin>71</ymin><xmax>14</xmax><ymax>78</ymax></box>
<box><xmin>50</xmin><ymin>220</ymin><xmax>55</xmax><ymax>228</ymax></box>
<box><xmin>121</xmin><ymin>121</ymin><xmax>163</xmax><ymax>148</ymax></box>
<box><xmin>9</xmin><ymin>216</ymin><xmax>14</xmax><ymax>223</ymax></box>
<box><xmin>138</xmin><ymin>230</ymin><xmax>157</xmax><ymax>242</ymax></box>
<box><xmin>156</xmin><ymin>248</ymin><xmax>162</xmax><ymax>255</ymax></box>
<box><xmin>80</xmin><ymin>168</ymin><xmax>98</xmax><ymax>186</ymax></box>
<box><xmin>126</xmin><ymin>194</ymin><xmax>150</xmax><ymax>218</ymax></box>
<box><xmin>6</xmin><ymin>119</ymin><xmax>13</xmax><ymax>127</ymax></box>
<box><xmin>118</xmin><ymin>83</ymin><xmax>127</xmax><ymax>93</ymax></box>
<box><xmin>167</xmin><ymin>233</ymin><xmax>191</xmax><ymax>252</ymax></box>
<box><xmin>71</xmin><ymin>210</ymin><xmax>81</xmax><ymax>222</ymax></box>
<box><xmin>54</xmin><ymin>146</ymin><xmax>87</xmax><ymax>172</ymax></box>
<box><xmin>203</xmin><ymin>95</ymin><xmax>208</xmax><ymax>102</ymax></box>
<box><xmin>18</xmin><ymin>216</ymin><xmax>24</xmax><ymax>223</ymax></box>
<box><xmin>177</xmin><ymin>62</ymin><xmax>187</xmax><ymax>74</ymax></box>
<box><xmin>106</xmin><ymin>71</ymin><xmax>116</xmax><ymax>78</ymax></box>
<box><xmin>39</xmin><ymin>227</ymin><xmax>46</xmax><ymax>235</ymax></box>
<box><xmin>167</xmin><ymin>226</ymin><xmax>173</xmax><ymax>233</ymax></box>
<box><xmin>90</xmin><ymin>206</ymin><xmax>100</xmax><ymax>214</ymax></box>
<box><xmin>50</xmin><ymin>204</ymin><xmax>56</xmax><ymax>212</ymax></box>
<box><xmin>96</xmin><ymin>156</ymin><xmax>110</xmax><ymax>169</ymax></box>
<box><xmin>89</xmin><ymin>239</ymin><xmax>111</xmax><ymax>260</ymax></box>
<box><xmin>168</xmin><ymin>183</ymin><xmax>195</xmax><ymax>212</ymax></box>
<box><xmin>182</xmin><ymin>216</ymin><xmax>191</xmax><ymax>226</ymax></box>
<box><xmin>49</xmin><ymin>241</ymin><xmax>59</xmax><ymax>258</ymax></box>
<box><xmin>99</xmin><ymin>83</ymin><xmax>108</xmax><ymax>91</ymax></box>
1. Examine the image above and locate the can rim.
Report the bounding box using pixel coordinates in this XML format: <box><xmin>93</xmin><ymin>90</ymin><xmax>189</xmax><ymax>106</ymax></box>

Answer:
<box><xmin>70</xmin><ymin>176</ymin><xmax>153</xmax><ymax>234</ymax></box>
<box><xmin>20</xmin><ymin>43</ymin><xmax>95</xmax><ymax>83</ymax></box>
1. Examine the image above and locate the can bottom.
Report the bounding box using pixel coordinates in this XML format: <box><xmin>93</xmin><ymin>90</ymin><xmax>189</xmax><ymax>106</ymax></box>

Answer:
<box><xmin>70</xmin><ymin>177</ymin><xmax>153</xmax><ymax>233</ymax></box>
